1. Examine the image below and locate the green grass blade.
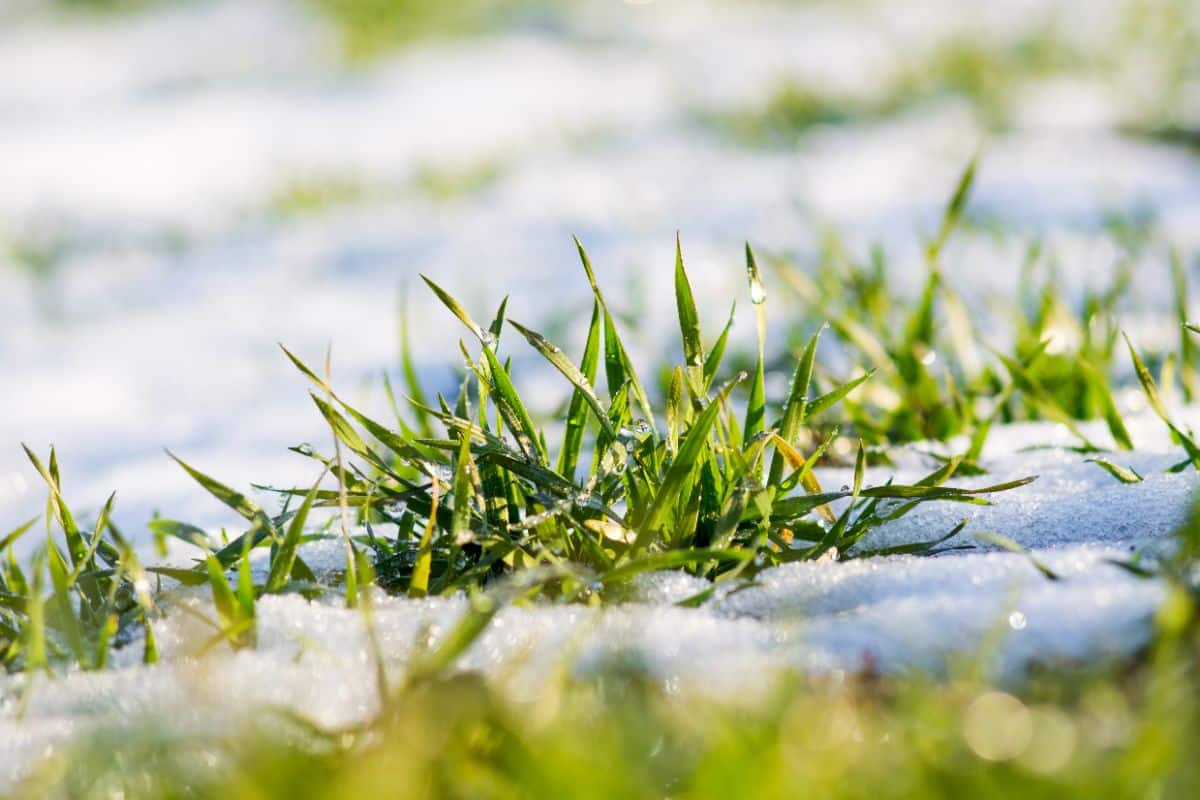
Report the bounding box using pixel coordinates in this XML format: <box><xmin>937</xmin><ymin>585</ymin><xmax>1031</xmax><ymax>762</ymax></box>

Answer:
<box><xmin>22</xmin><ymin>444</ymin><xmax>86</xmax><ymax>568</ymax></box>
<box><xmin>1080</xmin><ymin>359</ymin><xmax>1134</xmax><ymax>450</ymax></box>
<box><xmin>929</xmin><ymin>155</ymin><xmax>977</xmax><ymax>260</ymax></box>
<box><xmin>266</xmin><ymin>471</ymin><xmax>326</xmax><ymax>593</ymax></box>
<box><xmin>703</xmin><ymin>304</ymin><xmax>736</xmax><ymax>391</ymax></box>
<box><xmin>557</xmin><ymin>300</ymin><xmax>602</xmax><ymax>480</ymax></box>
<box><xmin>204</xmin><ymin>553</ymin><xmax>239</xmax><ymax>630</ymax></box>
<box><xmin>421</xmin><ymin>275</ymin><xmax>486</xmax><ymax>342</ymax></box>
<box><xmin>769</xmin><ymin>328</ymin><xmax>822</xmax><ymax>485</ymax></box>
<box><xmin>805</xmin><ymin>369</ymin><xmax>875</xmax><ymax>419</ymax></box>
<box><xmin>674</xmin><ymin>234</ymin><xmax>705</xmax><ymax>394</ymax></box>
<box><xmin>482</xmin><ymin>345</ymin><xmax>548</xmax><ymax>465</ymax></box>
<box><xmin>168</xmin><ymin>452</ymin><xmax>264</xmax><ymax>523</ymax></box>
<box><xmin>509</xmin><ymin>319</ymin><xmax>615</xmax><ymax>440</ymax></box>
<box><xmin>409</xmin><ymin>476</ymin><xmax>440</xmax><ymax>598</ymax></box>
<box><xmin>600</xmin><ymin>548</ymin><xmax>753</xmax><ymax>584</ymax></box>
<box><xmin>0</xmin><ymin>516</ymin><xmax>38</xmax><ymax>553</ymax></box>
<box><xmin>451</xmin><ymin>434</ymin><xmax>474</xmax><ymax>544</ymax></box>
<box><xmin>636</xmin><ymin>378</ymin><xmax>738</xmax><ymax>537</ymax></box>
<box><xmin>1086</xmin><ymin>459</ymin><xmax>1144</xmax><ymax>484</ymax></box>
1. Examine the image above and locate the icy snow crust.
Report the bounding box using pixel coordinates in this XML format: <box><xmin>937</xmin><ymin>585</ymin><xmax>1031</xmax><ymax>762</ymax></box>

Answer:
<box><xmin>1</xmin><ymin>0</ymin><xmax>1200</xmax><ymax>786</ymax></box>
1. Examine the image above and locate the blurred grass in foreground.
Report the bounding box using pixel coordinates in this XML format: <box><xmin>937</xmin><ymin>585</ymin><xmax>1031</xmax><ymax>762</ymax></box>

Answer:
<box><xmin>16</xmin><ymin>568</ymin><xmax>1200</xmax><ymax>799</ymax></box>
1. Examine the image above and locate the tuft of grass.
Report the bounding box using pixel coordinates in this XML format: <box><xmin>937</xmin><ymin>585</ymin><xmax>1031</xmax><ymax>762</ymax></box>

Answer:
<box><xmin>1</xmin><ymin>447</ymin><xmax>157</xmax><ymax>673</ymax></box>
<box><xmin>240</xmin><ymin>231</ymin><xmax>1032</xmax><ymax>602</ymax></box>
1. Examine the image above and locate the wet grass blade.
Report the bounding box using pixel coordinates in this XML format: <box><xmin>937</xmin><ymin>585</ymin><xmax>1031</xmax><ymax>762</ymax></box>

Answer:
<box><xmin>557</xmin><ymin>300</ymin><xmax>602</xmax><ymax>480</ymax></box>
<box><xmin>675</xmin><ymin>234</ymin><xmax>705</xmax><ymax>396</ymax></box>
<box><xmin>481</xmin><ymin>344</ymin><xmax>548</xmax><ymax>465</ymax></box>
<box><xmin>636</xmin><ymin>378</ymin><xmax>738</xmax><ymax>537</ymax></box>
<box><xmin>575</xmin><ymin>237</ymin><xmax>656</xmax><ymax>432</ymax></box>
<box><xmin>509</xmin><ymin>319</ymin><xmax>614</xmax><ymax>440</ymax></box>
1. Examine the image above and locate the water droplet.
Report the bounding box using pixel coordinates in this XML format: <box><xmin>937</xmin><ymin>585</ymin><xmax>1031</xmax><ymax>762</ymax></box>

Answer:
<box><xmin>617</xmin><ymin>427</ymin><xmax>636</xmax><ymax>444</ymax></box>
<box><xmin>749</xmin><ymin>278</ymin><xmax>767</xmax><ymax>305</ymax></box>
<box><xmin>633</xmin><ymin>420</ymin><xmax>652</xmax><ymax>436</ymax></box>
<box><xmin>574</xmin><ymin>493</ymin><xmax>603</xmax><ymax>510</ymax></box>
<box><xmin>1008</xmin><ymin>611</ymin><xmax>1027</xmax><ymax>630</ymax></box>
<box><xmin>920</xmin><ymin>350</ymin><xmax>938</xmax><ymax>366</ymax></box>
<box><xmin>480</xmin><ymin>331</ymin><xmax>497</xmax><ymax>349</ymax></box>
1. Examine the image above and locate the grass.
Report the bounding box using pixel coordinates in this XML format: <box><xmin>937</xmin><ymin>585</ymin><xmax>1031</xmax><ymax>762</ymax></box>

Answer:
<box><xmin>13</xmin><ymin>531</ymin><xmax>1200</xmax><ymax>799</ymax></box>
<box><xmin>4</xmin><ymin>158</ymin><xmax>1199</xmax><ymax>674</ymax></box>
<box><xmin>4</xmin><ymin>158</ymin><xmax>1200</xmax><ymax>795</ymax></box>
<box><xmin>306</xmin><ymin>0</ymin><xmax>562</xmax><ymax>60</ymax></box>
<box><xmin>706</xmin><ymin>0</ymin><xmax>1197</xmax><ymax>147</ymax></box>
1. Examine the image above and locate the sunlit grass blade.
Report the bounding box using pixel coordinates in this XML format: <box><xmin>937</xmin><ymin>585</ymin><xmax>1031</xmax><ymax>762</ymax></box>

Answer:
<box><xmin>266</xmin><ymin>471</ymin><xmax>326</xmax><ymax>593</ymax></box>
<box><xmin>420</xmin><ymin>275</ymin><xmax>487</xmax><ymax>342</ymax></box>
<box><xmin>635</xmin><ymin>378</ymin><xmax>739</xmax><ymax>538</ymax></box>
<box><xmin>22</xmin><ymin>444</ymin><xmax>86</xmax><ymax>568</ymax></box>
<box><xmin>509</xmin><ymin>319</ymin><xmax>615</xmax><ymax>440</ymax></box>
<box><xmin>167</xmin><ymin>451</ymin><xmax>265</xmax><ymax>523</ymax></box>
<box><xmin>1125</xmin><ymin>331</ymin><xmax>1200</xmax><ymax>466</ymax></box>
<box><xmin>600</xmin><ymin>548</ymin><xmax>753</xmax><ymax>584</ymax></box>
<box><xmin>481</xmin><ymin>344</ymin><xmax>548</xmax><ymax>465</ymax></box>
<box><xmin>575</xmin><ymin>237</ymin><xmax>657</xmax><ymax>432</ymax></box>
<box><xmin>768</xmin><ymin>327</ymin><xmax>822</xmax><ymax>485</ymax></box>
<box><xmin>409</xmin><ymin>475</ymin><xmax>440</xmax><ymax>598</ymax></box>
<box><xmin>1087</xmin><ymin>458</ymin><xmax>1144</xmax><ymax>484</ymax></box>
<box><xmin>675</xmin><ymin>234</ymin><xmax>705</xmax><ymax>396</ymax></box>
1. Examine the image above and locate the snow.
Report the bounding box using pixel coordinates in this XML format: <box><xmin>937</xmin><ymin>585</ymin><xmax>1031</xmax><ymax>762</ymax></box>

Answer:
<box><xmin>0</xmin><ymin>0</ymin><xmax>1198</xmax><ymax>787</ymax></box>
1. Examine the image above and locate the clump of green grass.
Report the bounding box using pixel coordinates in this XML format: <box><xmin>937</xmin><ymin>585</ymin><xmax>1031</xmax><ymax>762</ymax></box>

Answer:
<box><xmin>1</xmin><ymin>447</ymin><xmax>158</xmax><ymax>673</ymax></box>
<box><xmin>236</xmin><ymin>228</ymin><xmax>1028</xmax><ymax>603</ymax></box>
<box><xmin>762</xmin><ymin>160</ymin><xmax>1200</xmax><ymax>480</ymax></box>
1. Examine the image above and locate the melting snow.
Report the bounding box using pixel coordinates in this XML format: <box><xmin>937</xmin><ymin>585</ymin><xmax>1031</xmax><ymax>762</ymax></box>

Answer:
<box><xmin>0</xmin><ymin>0</ymin><xmax>1199</xmax><ymax>787</ymax></box>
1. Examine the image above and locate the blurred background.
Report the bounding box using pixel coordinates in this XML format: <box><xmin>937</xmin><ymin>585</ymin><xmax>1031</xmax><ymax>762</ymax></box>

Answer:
<box><xmin>0</xmin><ymin>0</ymin><xmax>1197</xmax><ymax>542</ymax></box>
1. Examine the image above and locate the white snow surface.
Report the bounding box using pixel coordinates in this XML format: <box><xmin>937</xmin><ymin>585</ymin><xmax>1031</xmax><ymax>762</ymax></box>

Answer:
<box><xmin>0</xmin><ymin>0</ymin><xmax>1199</xmax><ymax>786</ymax></box>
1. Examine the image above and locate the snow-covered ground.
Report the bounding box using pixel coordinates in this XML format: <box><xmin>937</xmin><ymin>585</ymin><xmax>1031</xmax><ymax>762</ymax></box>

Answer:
<box><xmin>1</xmin><ymin>0</ymin><xmax>1199</xmax><ymax>785</ymax></box>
